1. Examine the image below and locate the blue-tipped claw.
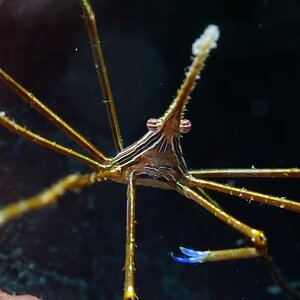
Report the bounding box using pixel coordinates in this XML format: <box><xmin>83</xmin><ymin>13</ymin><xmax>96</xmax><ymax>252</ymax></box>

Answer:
<box><xmin>171</xmin><ymin>246</ymin><xmax>209</xmax><ymax>264</ymax></box>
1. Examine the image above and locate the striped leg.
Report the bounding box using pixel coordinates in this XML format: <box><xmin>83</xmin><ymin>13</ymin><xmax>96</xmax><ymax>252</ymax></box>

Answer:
<box><xmin>172</xmin><ymin>182</ymin><xmax>267</xmax><ymax>263</ymax></box>
<box><xmin>80</xmin><ymin>0</ymin><xmax>123</xmax><ymax>152</ymax></box>
<box><xmin>0</xmin><ymin>169</ymin><xmax>120</xmax><ymax>227</ymax></box>
<box><xmin>124</xmin><ymin>172</ymin><xmax>137</xmax><ymax>300</ymax></box>
<box><xmin>0</xmin><ymin>68</ymin><xmax>108</xmax><ymax>163</ymax></box>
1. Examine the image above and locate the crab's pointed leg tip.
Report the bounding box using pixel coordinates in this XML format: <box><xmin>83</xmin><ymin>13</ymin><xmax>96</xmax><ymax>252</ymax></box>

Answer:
<box><xmin>171</xmin><ymin>247</ymin><xmax>209</xmax><ymax>264</ymax></box>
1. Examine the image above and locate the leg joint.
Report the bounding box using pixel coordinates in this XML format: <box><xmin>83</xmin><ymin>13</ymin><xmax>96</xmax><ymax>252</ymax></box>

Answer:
<box><xmin>251</xmin><ymin>229</ymin><xmax>267</xmax><ymax>254</ymax></box>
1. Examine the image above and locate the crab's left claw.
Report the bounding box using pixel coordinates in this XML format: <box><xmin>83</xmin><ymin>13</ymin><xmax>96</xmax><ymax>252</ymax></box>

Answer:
<box><xmin>171</xmin><ymin>246</ymin><xmax>209</xmax><ymax>264</ymax></box>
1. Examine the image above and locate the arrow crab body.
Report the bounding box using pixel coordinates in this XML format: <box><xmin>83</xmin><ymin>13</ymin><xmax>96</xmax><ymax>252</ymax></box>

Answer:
<box><xmin>0</xmin><ymin>1</ymin><xmax>299</xmax><ymax>299</ymax></box>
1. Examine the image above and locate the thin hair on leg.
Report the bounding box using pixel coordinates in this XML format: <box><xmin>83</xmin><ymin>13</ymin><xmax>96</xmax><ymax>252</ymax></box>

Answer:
<box><xmin>185</xmin><ymin>175</ymin><xmax>300</xmax><ymax>213</ymax></box>
<box><xmin>189</xmin><ymin>168</ymin><xmax>300</xmax><ymax>178</ymax></box>
<box><xmin>0</xmin><ymin>113</ymin><xmax>104</xmax><ymax>170</ymax></box>
<box><xmin>0</xmin><ymin>68</ymin><xmax>108</xmax><ymax>163</ymax></box>
<box><xmin>0</xmin><ymin>168</ymin><xmax>120</xmax><ymax>227</ymax></box>
<box><xmin>123</xmin><ymin>171</ymin><xmax>138</xmax><ymax>300</ymax></box>
<box><xmin>80</xmin><ymin>0</ymin><xmax>123</xmax><ymax>152</ymax></box>
<box><xmin>172</xmin><ymin>182</ymin><xmax>267</xmax><ymax>263</ymax></box>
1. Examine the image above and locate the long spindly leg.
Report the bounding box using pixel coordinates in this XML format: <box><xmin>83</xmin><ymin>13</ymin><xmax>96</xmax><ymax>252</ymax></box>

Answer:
<box><xmin>196</xmin><ymin>187</ymin><xmax>222</xmax><ymax>209</ymax></box>
<box><xmin>185</xmin><ymin>175</ymin><xmax>300</xmax><ymax>213</ymax></box>
<box><xmin>123</xmin><ymin>172</ymin><xmax>137</xmax><ymax>300</ymax></box>
<box><xmin>0</xmin><ymin>169</ymin><xmax>120</xmax><ymax>226</ymax></box>
<box><xmin>0</xmin><ymin>68</ymin><xmax>108</xmax><ymax>163</ymax></box>
<box><xmin>80</xmin><ymin>0</ymin><xmax>123</xmax><ymax>153</ymax></box>
<box><xmin>0</xmin><ymin>113</ymin><xmax>104</xmax><ymax>171</ymax></box>
<box><xmin>0</xmin><ymin>168</ymin><xmax>120</xmax><ymax>228</ymax></box>
<box><xmin>172</xmin><ymin>182</ymin><xmax>267</xmax><ymax>263</ymax></box>
<box><xmin>189</xmin><ymin>168</ymin><xmax>300</xmax><ymax>178</ymax></box>
<box><xmin>185</xmin><ymin>176</ymin><xmax>300</xmax><ymax>212</ymax></box>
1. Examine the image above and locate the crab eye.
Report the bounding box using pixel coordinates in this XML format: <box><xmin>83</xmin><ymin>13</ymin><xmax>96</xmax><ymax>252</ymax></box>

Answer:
<box><xmin>179</xmin><ymin>119</ymin><xmax>192</xmax><ymax>133</ymax></box>
<box><xmin>146</xmin><ymin>118</ymin><xmax>161</xmax><ymax>132</ymax></box>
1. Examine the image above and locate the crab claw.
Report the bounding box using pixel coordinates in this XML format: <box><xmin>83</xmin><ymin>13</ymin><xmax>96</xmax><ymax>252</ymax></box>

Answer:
<box><xmin>171</xmin><ymin>246</ymin><xmax>209</xmax><ymax>264</ymax></box>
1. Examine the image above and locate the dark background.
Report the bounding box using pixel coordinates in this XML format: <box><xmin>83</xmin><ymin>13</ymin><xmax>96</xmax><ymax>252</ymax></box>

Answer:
<box><xmin>0</xmin><ymin>0</ymin><xmax>299</xmax><ymax>299</ymax></box>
